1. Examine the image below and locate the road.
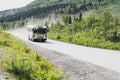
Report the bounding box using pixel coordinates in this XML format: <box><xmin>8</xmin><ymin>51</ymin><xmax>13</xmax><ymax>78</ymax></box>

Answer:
<box><xmin>7</xmin><ymin>27</ymin><xmax>120</xmax><ymax>80</ymax></box>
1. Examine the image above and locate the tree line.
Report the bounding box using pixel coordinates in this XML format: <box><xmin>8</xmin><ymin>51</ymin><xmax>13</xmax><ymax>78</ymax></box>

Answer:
<box><xmin>0</xmin><ymin>0</ymin><xmax>116</xmax><ymax>23</ymax></box>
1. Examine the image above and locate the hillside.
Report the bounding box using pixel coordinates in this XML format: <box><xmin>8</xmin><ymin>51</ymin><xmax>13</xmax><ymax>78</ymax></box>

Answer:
<box><xmin>0</xmin><ymin>0</ymin><xmax>120</xmax><ymax>24</ymax></box>
<box><xmin>0</xmin><ymin>29</ymin><xmax>63</xmax><ymax>80</ymax></box>
<box><xmin>48</xmin><ymin>11</ymin><xmax>120</xmax><ymax>50</ymax></box>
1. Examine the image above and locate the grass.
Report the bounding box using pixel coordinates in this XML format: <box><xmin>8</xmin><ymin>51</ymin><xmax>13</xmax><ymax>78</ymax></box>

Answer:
<box><xmin>0</xmin><ymin>29</ymin><xmax>64</xmax><ymax>80</ymax></box>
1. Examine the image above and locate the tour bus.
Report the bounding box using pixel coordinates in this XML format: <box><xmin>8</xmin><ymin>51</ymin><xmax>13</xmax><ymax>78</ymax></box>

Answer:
<box><xmin>27</xmin><ymin>25</ymin><xmax>48</xmax><ymax>42</ymax></box>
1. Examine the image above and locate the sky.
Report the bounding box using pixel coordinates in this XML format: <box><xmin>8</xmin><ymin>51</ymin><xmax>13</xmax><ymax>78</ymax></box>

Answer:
<box><xmin>0</xmin><ymin>0</ymin><xmax>34</xmax><ymax>11</ymax></box>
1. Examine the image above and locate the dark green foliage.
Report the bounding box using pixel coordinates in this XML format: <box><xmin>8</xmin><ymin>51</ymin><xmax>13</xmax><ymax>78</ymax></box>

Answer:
<box><xmin>0</xmin><ymin>0</ymin><xmax>120</xmax><ymax>23</ymax></box>
<box><xmin>106</xmin><ymin>29</ymin><xmax>120</xmax><ymax>41</ymax></box>
<box><xmin>79</xmin><ymin>12</ymin><xmax>82</xmax><ymax>21</ymax></box>
<box><xmin>0</xmin><ymin>18</ymin><xmax>28</xmax><ymax>30</ymax></box>
<box><xmin>48</xmin><ymin>11</ymin><xmax>120</xmax><ymax>50</ymax></box>
<box><xmin>62</xmin><ymin>15</ymin><xmax>72</xmax><ymax>24</ymax></box>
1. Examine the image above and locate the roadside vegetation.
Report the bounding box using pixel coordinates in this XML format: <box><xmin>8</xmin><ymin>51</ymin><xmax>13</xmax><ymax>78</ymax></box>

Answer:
<box><xmin>48</xmin><ymin>11</ymin><xmax>120</xmax><ymax>50</ymax></box>
<box><xmin>0</xmin><ymin>29</ymin><xmax>63</xmax><ymax>80</ymax></box>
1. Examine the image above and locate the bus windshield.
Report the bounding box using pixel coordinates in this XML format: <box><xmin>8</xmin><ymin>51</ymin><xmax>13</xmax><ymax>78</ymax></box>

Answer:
<box><xmin>33</xmin><ymin>28</ymin><xmax>47</xmax><ymax>34</ymax></box>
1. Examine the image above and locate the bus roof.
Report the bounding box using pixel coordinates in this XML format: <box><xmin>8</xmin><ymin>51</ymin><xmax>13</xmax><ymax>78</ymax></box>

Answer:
<box><xmin>27</xmin><ymin>25</ymin><xmax>47</xmax><ymax>29</ymax></box>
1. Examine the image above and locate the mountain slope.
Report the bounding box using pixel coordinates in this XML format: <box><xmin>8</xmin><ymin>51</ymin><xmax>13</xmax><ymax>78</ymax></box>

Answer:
<box><xmin>0</xmin><ymin>0</ymin><xmax>120</xmax><ymax>23</ymax></box>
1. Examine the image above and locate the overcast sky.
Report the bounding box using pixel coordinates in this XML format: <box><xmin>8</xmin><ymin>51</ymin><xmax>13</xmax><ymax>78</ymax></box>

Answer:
<box><xmin>0</xmin><ymin>0</ymin><xmax>34</xmax><ymax>11</ymax></box>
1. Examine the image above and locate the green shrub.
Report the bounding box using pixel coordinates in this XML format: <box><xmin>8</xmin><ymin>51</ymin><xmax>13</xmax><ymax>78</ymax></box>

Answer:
<box><xmin>48</xmin><ymin>11</ymin><xmax>120</xmax><ymax>50</ymax></box>
<box><xmin>0</xmin><ymin>29</ymin><xmax>64</xmax><ymax>80</ymax></box>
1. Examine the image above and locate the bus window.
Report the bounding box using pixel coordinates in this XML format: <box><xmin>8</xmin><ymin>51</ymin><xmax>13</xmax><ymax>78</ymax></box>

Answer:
<box><xmin>33</xmin><ymin>28</ymin><xmax>47</xmax><ymax>34</ymax></box>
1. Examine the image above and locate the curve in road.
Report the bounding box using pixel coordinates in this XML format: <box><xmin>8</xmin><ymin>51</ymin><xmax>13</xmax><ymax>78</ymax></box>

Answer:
<box><xmin>7</xmin><ymin>28</ymin><xmax>120</xmax><ymax>73</ymax></box>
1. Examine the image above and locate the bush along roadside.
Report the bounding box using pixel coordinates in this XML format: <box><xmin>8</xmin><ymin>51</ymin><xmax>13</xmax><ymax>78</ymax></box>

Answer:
<box><xmin>48</xmin><ymin>11</ymin><xmax>120</xmax><ymax>50</ymax></box>
<box><xmin>0</xmin><ymin>29</ymin><xmax>64</xmax><ymax>80</ymax></box>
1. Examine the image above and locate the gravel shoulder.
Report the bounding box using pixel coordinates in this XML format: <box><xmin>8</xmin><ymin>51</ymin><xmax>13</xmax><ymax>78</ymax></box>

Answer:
<box><xmin>24</xmin><ymin>40</ymin><xmax>120</xmax><ymax>80</ymax></box>
<box><xmin>0</xmin><ymin>71</ymin><xmax>16</xmax><ymax>80</ymax></box>
<box><xmin>0</xmin><ymin>49</ymin><xmax>17</xmax><ymax>80</ymax></box>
